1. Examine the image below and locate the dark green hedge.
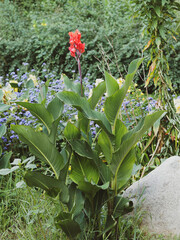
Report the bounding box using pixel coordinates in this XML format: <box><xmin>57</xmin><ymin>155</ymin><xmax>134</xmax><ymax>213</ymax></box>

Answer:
<box><xmin>0</xmin><ymin>0</ymin><xmax>179</xmax><ymax>91</ymax></box>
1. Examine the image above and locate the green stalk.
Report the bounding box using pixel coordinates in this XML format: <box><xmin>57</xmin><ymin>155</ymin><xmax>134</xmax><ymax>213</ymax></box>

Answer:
<box><xmin>77</xmin><ymin>58</ymin><xmax>83</xmax><ymax>97</ymax></box>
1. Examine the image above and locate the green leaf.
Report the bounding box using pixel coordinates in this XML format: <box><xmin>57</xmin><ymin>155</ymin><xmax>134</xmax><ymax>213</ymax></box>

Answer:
<box><xmin>155</xmin><ymin>37</ymin><xmax>161</xmax><ymax>49</ymax></box>
<box><xmin>154</xmin><ymin>6</ymin><xmax>161</xmax><ymax>17</ymax></box>
<box><xmin>24</xmin><ymin>171</ymin><xmax>68</xmax><ymax>199</ymax></box>
<box><xmin>67</xmin><ymin>183</ymin><xmax>84</xmax><ymax>217</ymax></box>
<box><xmin>47</xmin><ymin>97</ymin><xmax>64</xmax><ymax>120</ymax></box>
<box><xmin>116</xmin><ymin>148</ymin><xmax>136</xmax><ymax>190</ymax></box>
<box><xmin>88</xmin><ymin>81</ymin><xmax>106</xmax><ymax>109</ymax></box>
<box><xmin>69</xmin><ymin>153</ymin><xmax>109</xmax><ymax>199</ymax></box>
<box><xmin>0</xmin><ymin>104</ymin><xmax>10</xmax><ymax>112</ymax></box>
<box><xmin>104</xmin><ymin>58</ymin><xmax>143</xmax><ymax>126</ymax></box>
<box><xmin>153</xmin><ymin>111</ymin><xmax>166</xmax><ymax>136</ymax></box>
<box><xmin>103</xmin><ymin>0</ymin><xmax>109</xmax><ymax>7</ymax></box>
<box><xmin>0</xmin><ymin>151</ymin><xmax>12</xmax><ymax>170</ymax></box>
<box><xmin>17</xmin><ymin>102</ymin><xmax>54</xmax><ymax>134</ymax></box>
<box><xmin>69</xmin><ymin>139</ymin><xmax>112</xmax><ymax>184</ymax></box>
<box><xmin>59</xmin><ymin>147</ymin><xmax>70</xmax><ymax>182</ymax></box>
<box><xmin>111</xmin><ymin>111</ymin><xmax>165</xmax><ymax>177</ymax></box>
<box><xmin>69</xmin><ymin>139</ymin><xmax>96</xmax><ymax>159</ymax></box>
<box><xmin>26</xmin><ymin>79</ymin><xmax>34</xmax><ymax>88</ymax></box>
<box><xmin>113</xmin><ymin>195</ymin><xmax>133</xmax><ymax>218</ymax></box>
<box><xmin>77</xmin><ymin>111</ymin><xmax>89</xmax><ymax>135</ymax></box>
<box><xmin>62</xmin><ymin>73</ymin><xmax>82</xmax><ymax>95</ymax></box>
<box><xmin>49</xmin><ymin>117</ymin><xmax>61</xmax><ymax>144</ymax></box>
<box><xmin>57</xmin><ymin>91</ymin><xmax>112</xmax><ymax>134</ymax></box>
<box><xmin>0</xmin><ymin>90</ymin><xmax>3</xmax><ymax>100</ymax></box>
<box><xmin>115</xmin><ymin>120</ymin><xmax>128</xmax><ymax>150</ymax></box>
<box><xmin>162</xmin><ymin>0</ymin><xmax>166</xmax><ymax>6</ymax></box>
<box><xmin>78</xmin><ymin>180</ymin><xmax>109</xmax><ymax>200</ymax></box>
<box><xmin>78</xmin><ymin>81</ymin><xmax>106</xmax><ymax>135</ymax></box>
<box><xmin>11</xmin><ymin>125</ymin><xmax>65</xmax><ymax>178</ymax></box>
<box><xmin>159</xmin><ymin>27</ymin><xmax>166</xmax><ymax>40</ymax></box>
<box><xmin>64</xmin><ymin>122</ymin><xmax>81</xmax><ymax>140</ymax></box>
<box><xmin>55</xmin><ymin>212</ymin><xmax>81</xmax><ymax>238</ymax></box>
<box><xmin>98</xmin><ymin>130</ymin><xmax>113</xmax><ymax>164</ymax></box>
<box><xmin>105</xmin><ymin>71</ymin><xmax>119</xmax><ymax>97</ymax></box>
<box><xmin>152</xmin><ymin>19</ymin><xmax>158</xmax><ymax>29</ymax></box>
<box><xmin>38</xmin><ymin>83</ymin><xmax>49</xmax><ymax>103</ymax></box>
<box><xmin>0</xmin><ymin>124</ymin><xmax>6</xmax><ymax>138</ymax></box>
<box><xmin>70</xmin><ymin>154</ymin><xmax>99</xmax><ymax>185</ymax></box>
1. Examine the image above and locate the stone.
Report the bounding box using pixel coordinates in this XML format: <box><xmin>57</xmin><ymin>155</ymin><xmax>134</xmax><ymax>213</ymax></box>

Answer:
<box><xmin>123</xmin><ymin>156</ymin><xmax>180</xmax><ymax>237</ymax></box>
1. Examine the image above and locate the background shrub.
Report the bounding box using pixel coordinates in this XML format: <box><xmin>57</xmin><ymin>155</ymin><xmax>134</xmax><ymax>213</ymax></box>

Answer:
<box><xmin>0</xmin><ymin>0</ymin><xmax>179</xmax><ymax>92</ymax></box>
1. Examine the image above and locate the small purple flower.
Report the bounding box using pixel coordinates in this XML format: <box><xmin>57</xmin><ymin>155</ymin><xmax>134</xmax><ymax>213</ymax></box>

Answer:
<box><xmin>23</xmin><ymin>62</ymin><xmax>29</xmax><ymax>66</ymax></box>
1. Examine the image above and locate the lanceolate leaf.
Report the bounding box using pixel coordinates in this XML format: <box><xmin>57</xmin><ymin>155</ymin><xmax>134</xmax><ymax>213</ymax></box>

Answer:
<box><xmin>88</xmin><ymin>81</ymin><xmax>106</xmax><ymax>109</ymax></box>
<box><xmin>111</xmin><ymin>111</ymin><xmax>165</xmax><ymax>177</ymax></box>
<box><xmin>115</xmin><ymin>119</ymin><xmax>128</xmax><ymax>151</ymax></box>
<box><xmin>69</xmin><ymin>139</ymin><xmax>112</xmax><ymax>184</ymax></box>
<box><xmin>24</xmin><ymin>171</ymin><xmax>68</xmax><ymax>199</ymax></box>
<box><xmin>57</xmin><ymin>91</ymin><xmax>112</xmax><ymax>134</ymax></box>
<box><xmin>116</xmin><ymin>148</ymin><xmax>136</xmax><ymax>190</ymax></box>
<box><xmin>0</xmin><ymin>124</ymin><xmax>6</xmax><ymax>138</ymax></box>
<box><xmin>77</xmin><ymin>111</ymin><xmax>89</xmax><ymax>135</ymax></box>
<box><xmin>105</xmin><ymin>71</ymin><xmax>119</xmax><ymax>97</ymax></box>
<box><xmin>55</xmin><ymin>212</ymin><xmax>81</xmax><ymax>239</ymax></box>
<box><xmin>0</xmin><ymin>104</ymin><xmax>10</xmax><ymax>112</ymax></box>
<box><xmin>67</xmin><ymin>183</ymin><xmax>84</xmax><ymax>217</ymax></box>
<box><xmin>17</xmin><ymin>102</ymin><xmax>54</xmax><ymax>134</ymax></box>
<box><xmin>78</xmin><ymin>81</ymin><xmax>106</xmax><ymax>135</ymax></box>
<box><xmin>47</xmin><ymin>97</ymin><xmax>64</xmax><ymax>144</ymax></box>
<box><xmin>0</xmin><ymin>151</ymin><xmax>12</xmax><ymax>170</ymax></box>
<box><xmin>104</xmin><ymin>58</ymin><xmax>143</xmax><ymax>127</ymax></box>
<box><xmin>98</xmin><ymin>130</ymin><xmax>113</xmax><ymax>164</ymax></box>
<box><xmin>69</xmin><ymin>140</ymin><xmax>96</xmax><ymax>160</ymax></box>
<box><xmin>11</xmin><ymin>125</ymin><xmax>65</xmax><ymax>178</ymax></box>
<box><xmin>49</xmin><ymin>117</ymin><xmax>61</xmax><ymax>144</ymax></box>
<box><xmin>78</xmin><ymin>180</ymin><xmax>109</xmax><ymax>200</ymax></box>
<box><xmin>70</xmin><ymin>154</ymin><xmax>99</xmax><ymax>185</ymax></box>
<box><xmin>64</xmin><ymin>122</ymin><xmax>81</xmax><ymax>140</ymax></box>
<box><xmin>47</xmin><ymin>97</ymin><xmax>64</xmax><ymax>120</ymax></box>
<box><xmin>62</xmin><ymin>73</ymin><xmax>82</xmax><ymax>95</ymax></box>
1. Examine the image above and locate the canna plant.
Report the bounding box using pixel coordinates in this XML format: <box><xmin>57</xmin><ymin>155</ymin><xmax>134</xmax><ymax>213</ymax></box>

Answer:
<box><xmin>11</xmin><ymin>31</ymin><xmax>165</xmax><ymax>240</ymax></box>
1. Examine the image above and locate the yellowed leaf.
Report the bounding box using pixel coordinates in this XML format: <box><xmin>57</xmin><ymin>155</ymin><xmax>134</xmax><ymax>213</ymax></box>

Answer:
<box><xmin>172</xmin><ymin>35</ymin><xmax>177</xmax><ymax>41</ymax></box>
<box><xmin>143</xmin><ymin>39</ymin><xmax>153</xmax><ymax>51</ymax></box>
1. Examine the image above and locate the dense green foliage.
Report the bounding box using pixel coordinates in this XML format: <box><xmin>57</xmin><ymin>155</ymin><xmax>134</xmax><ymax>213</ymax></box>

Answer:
<box><xmin>0</xmin><ymin>1</ymin><xmax>179</xmax><ymax>239</ymax></box>
<box><xmin>0</xmin><ymin>0</ymin><xmax>179</xmax><ymax>91</ymax></box>
<box><xmin>131</xmin><ymin>0</ymin><xmax>180</xmax><ymax>90</ymax></box>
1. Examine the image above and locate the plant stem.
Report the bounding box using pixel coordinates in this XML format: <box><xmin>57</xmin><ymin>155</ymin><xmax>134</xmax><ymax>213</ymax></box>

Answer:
<box><xmin>77</xmin><ymin>58</ymin><xmax>83</xmax><ymax>97</ymax></box>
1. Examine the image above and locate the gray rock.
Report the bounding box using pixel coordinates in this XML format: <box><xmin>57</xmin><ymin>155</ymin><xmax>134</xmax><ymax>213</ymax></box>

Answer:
<box><xmin>123</xmin><ymin>156</ymin><xmax>180</xmax><ymax>237</ymax></box>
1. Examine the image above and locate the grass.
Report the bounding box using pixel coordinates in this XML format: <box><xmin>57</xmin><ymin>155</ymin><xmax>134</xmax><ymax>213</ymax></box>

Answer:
<box><xmin>0</xmin><ymin>172</ymin><xmax>65</xmax><ymax>240</ymax></box>
<box><xmin>1</xmin><ymin>172</ymin><xmax>179</xmax><ymax>240</ymax></box>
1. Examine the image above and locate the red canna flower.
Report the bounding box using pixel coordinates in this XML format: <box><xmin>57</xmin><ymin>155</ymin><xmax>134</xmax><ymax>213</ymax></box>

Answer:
<box><xmin>68</xmin><ymin>29</ymin><xmax>85</xmax><ymax>58</ymax></box>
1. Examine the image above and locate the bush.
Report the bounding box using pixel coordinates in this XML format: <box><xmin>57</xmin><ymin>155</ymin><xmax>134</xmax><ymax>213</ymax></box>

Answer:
<box><xmin>0</xmin><ymin>0</ymin><xmax>144</xmax><ymax>81</ymax></box>
<box><xmin>0</xmin><ymin>0</ymin><xmax>179</xmax><ymax>92</ymax></box>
